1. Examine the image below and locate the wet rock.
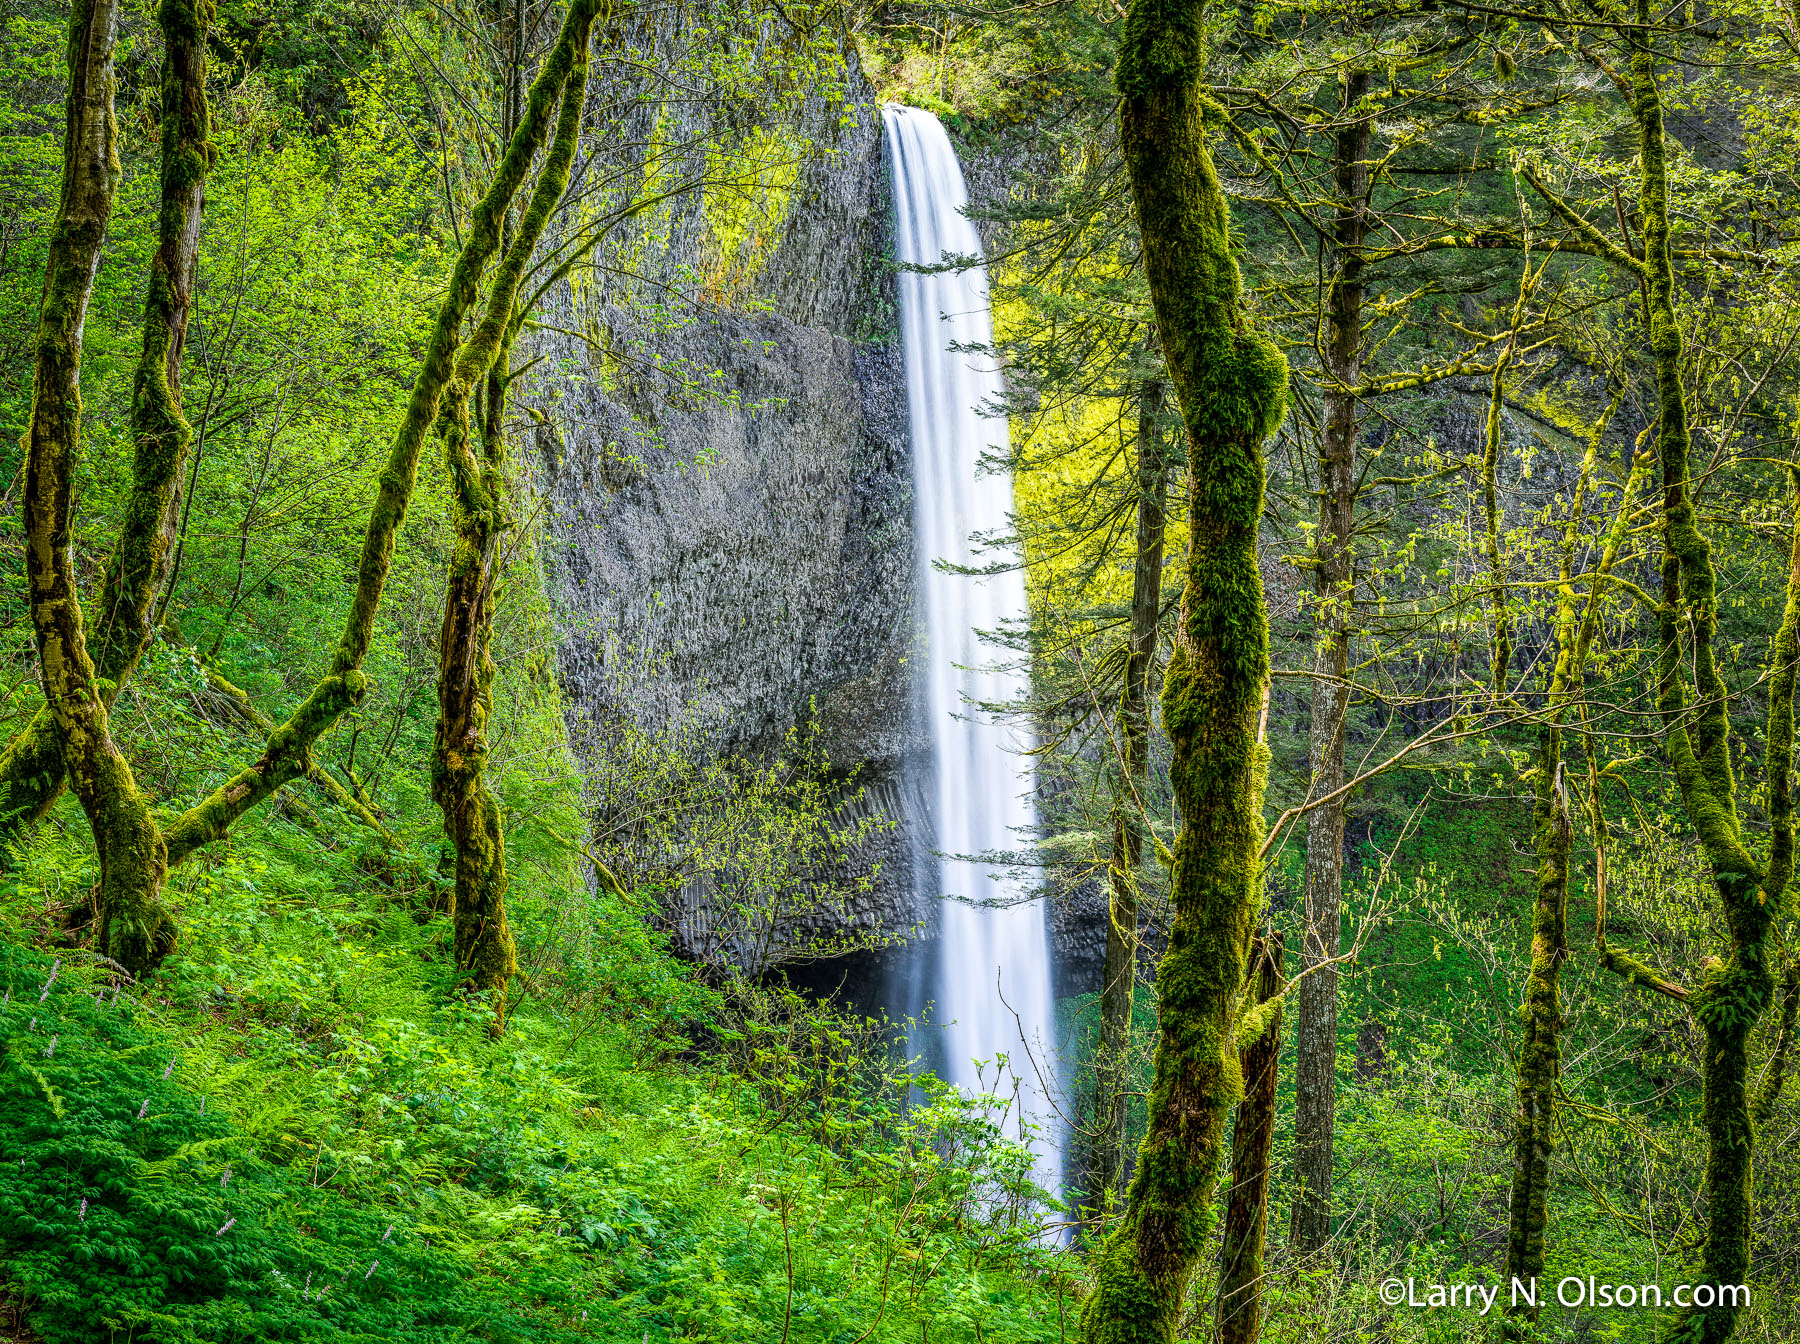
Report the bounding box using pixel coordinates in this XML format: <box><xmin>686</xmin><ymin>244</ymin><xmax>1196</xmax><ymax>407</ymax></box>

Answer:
<box><xmin>525</xmin><ymin>45</ymin><xmax>929</xmax><ymax>969</ymax></box>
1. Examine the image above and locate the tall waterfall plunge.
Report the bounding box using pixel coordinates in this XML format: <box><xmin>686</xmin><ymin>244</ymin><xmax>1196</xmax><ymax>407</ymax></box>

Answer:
<box><xmin>883</xmin><ymin>104</ymin><xmax>1064</xmax><ymax>1201</ymax></box>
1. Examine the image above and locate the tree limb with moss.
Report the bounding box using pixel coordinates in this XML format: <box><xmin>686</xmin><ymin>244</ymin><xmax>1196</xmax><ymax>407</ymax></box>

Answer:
<box><xmin>0</xmin><ymin>0</ymin><xmax>214</xmax><ymax>861</ymax></box>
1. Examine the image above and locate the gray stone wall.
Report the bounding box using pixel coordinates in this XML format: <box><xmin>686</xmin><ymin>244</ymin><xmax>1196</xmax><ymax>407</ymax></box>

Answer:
<box><xmin>524</xmin><ymin>46</ymin><xmax>931</xmax><ymax>967</ymax></box>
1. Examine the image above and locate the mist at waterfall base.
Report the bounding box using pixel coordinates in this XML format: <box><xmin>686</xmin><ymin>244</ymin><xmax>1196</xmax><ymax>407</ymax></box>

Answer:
<box><xmin>882</xmin><ymin>103</ymin><xmax>1065</xmax><ymax>1209</ymax></box>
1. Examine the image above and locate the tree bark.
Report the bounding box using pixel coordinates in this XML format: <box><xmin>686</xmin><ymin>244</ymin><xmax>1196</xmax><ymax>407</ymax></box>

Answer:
<box><xmin>1290</xmin><ymin>67</ymin><xmax>1369</xmax><ymax>1264</ymax></box>
<box><xmin>0</xmin><ymin>0</ymin><xmax>213</xmax><ymax>857</ymax></box>
<box><xmin>433</xmin><ymin>8</ymin><xmax>591</xmax><ymax>1029</ymax></box>
<box><xmin>1093</xmin><ymin>376</ymin><xmax>1169</xmax><ymax>1222</ymax></box>
<box><xmin>1079</xmin><ymin>0</ymin><xmax>1288</xmax><ymax>1334</ymax></box>
<box><xmin>101</xmin><ymin>0</ymin><xmax>212</xmax><ymax>691</ymax></box>
<box><xmin>23</xmin><ymin>0</ymin><xmax>172</xmax><ymax>972</ymax></box>
<box><xmin>1217</xmin><ymin>931</ymin><xmax>1283</xmax><ymax>1344</ymax></box>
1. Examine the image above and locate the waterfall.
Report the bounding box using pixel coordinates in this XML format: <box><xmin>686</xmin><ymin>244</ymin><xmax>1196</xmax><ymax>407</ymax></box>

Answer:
<box><xmin>883</xmin><ymin>103</ymin><xmax>1063</xmax><ymax>1202</ymax></box>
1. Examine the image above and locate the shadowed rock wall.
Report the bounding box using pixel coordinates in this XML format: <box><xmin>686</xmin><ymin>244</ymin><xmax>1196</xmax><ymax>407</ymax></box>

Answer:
<box><xmin>525</xmin><ymin>43</ymin><xmax>932</xmax><ymax>968</ymax></box>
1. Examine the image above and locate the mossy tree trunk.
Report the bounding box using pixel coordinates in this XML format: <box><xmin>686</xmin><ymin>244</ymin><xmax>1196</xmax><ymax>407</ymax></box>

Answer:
<box><xmin>158</xmin><ymin>0</ymin><xmax>602</xmax><ymax>871</ymax></box>
<box><xmin>1623</xmin><ymin>7</ymin><xmax>1793</xmax><ymax>1337</ymax></box>
<box><xmin>0</xmin><ymin>0</ymin><xmax>213</xmax><ymax>859</ymax></box>
<box><xmin>433</xmin><ymin>10</ymin><xmax>592</xmax><ymax>1029</ymax></box>
<box><xmin>1080</xmin><ymin>0</ymin><xmax>1288</xmax><ymax>1334</ymax></box>
<box><xmin>1094</xmin><ymin>375</ymin><xmax>1170</xmax><ymax>1223</ymax></box>
<box><xmin>1217</xmin><ymin>930</ymin><xmax>1282</xmax><ymax>1344</ymax></box>
<box><xmin>1503</xmin><ymin>713</ymin><xmax>1570</xmax><ymax>1338</ymax></box>
<box><xmin>1291</xmin><ymin>67</ymin><xmax>1369</xmax><ymax>1264</ymax></box>
<box><xmin>1500</xmin><ymin>393</ymin><xmax>1637</xmax><ymax>1335</ymax></box>
<box><xmin>23</xmin><ymin>0</ymin><xmax>172</xmax><ymax>972</ymax></box>
<box><xmin>435</xmin><ymin>367</ymin><xmax>519</xmax><ymax>1028</ymax></box>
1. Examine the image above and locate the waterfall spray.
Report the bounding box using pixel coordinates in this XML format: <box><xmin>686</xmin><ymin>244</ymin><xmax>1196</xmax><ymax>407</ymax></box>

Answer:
<box><xmin>884</xmin><ymin>103</ymin><xmax>1063</xmax><ymax>1202</ymax></box>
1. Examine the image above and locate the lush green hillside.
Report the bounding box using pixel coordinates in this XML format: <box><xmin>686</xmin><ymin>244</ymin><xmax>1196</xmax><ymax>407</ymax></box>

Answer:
<box><xmin>1</xmin><ymin>776</ymin><xmax>1069</xmax><ymax>1342</ymax></box>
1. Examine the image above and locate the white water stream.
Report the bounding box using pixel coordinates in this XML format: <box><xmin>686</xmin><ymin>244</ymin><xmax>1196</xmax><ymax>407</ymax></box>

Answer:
<box><xmin>883</xmin><ymin>103</ymin><xmax>1063</xmax><ymax>1200</ymax></box>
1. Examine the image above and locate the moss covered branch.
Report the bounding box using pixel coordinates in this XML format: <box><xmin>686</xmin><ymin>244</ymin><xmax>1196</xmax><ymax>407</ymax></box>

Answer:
<box><xmin>203</xmin><ymin>666</ymin><xmax>393</xmax><ymax>844</ymax></box>
<box><xmin>1753</xmin><ymin>962</ymin><xmax>1799</xmax><ymax>1126</ymax></box>
<box><xmin>160</xmin><ymin>0</ymin><xmax>602</xmax><ymax>868</ymax></box>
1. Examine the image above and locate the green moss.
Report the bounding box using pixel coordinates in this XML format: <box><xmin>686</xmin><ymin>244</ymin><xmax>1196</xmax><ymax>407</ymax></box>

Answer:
<box><xmin>1753</xmin><ymin>965</ymin><xmax>1800</xmax><ymax>1124</ymax></box>
<box><xmin>162</xmin><ymin>0</ymin><xmax>602</xmax><ymax>870</ymax></box>
<box><xmin>1501</xmin><ymin>738</ymin><xmax>1567</xmax><ymax>1339</ymax></box>
<box><xmin>1080</xmin><ymin>5</ymin><xmax>1286</xmax><ymax>1336</ymax></box>
<box><xmin>0</xmin><ymin>715</ymin><xmax>70</xmax><ymax>855</ymax></box>
<box><xmin>1115</xmin><ymin>0</ymin><xmax>1205</xmax><ymax>96</ymax></box>
<box><xmin>701</xmin><ymin>126</ymin><xmax>800</xmax><ymax>304</ymax></box>
<box><xmin>1217</xmin><ymin>933</ymin><xmax>1281</xmax><ymax>1344</ymax></box>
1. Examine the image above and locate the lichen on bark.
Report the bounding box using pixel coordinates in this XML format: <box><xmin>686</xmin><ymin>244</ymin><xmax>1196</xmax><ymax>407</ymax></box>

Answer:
<box><xmin>0</xmin><ymin>0</ymin><xmax>214</xmax><ymax>860</ymax></box>
<box><xmin>1080</xmin><ymin>0</ymin><xmax>1288</xmax><ymax>1333</ymax></box>
<box><xmin>160</xmin><ymin>0</ymin><xmax>604</xmax><ymax>869</ymax></box>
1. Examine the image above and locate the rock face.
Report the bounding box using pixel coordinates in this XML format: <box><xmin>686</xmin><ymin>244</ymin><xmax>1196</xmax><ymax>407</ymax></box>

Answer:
<box><xmin>529</xmin><ymin>52</ymin><xmax>931</xmax><ymax>968</ymax></box>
